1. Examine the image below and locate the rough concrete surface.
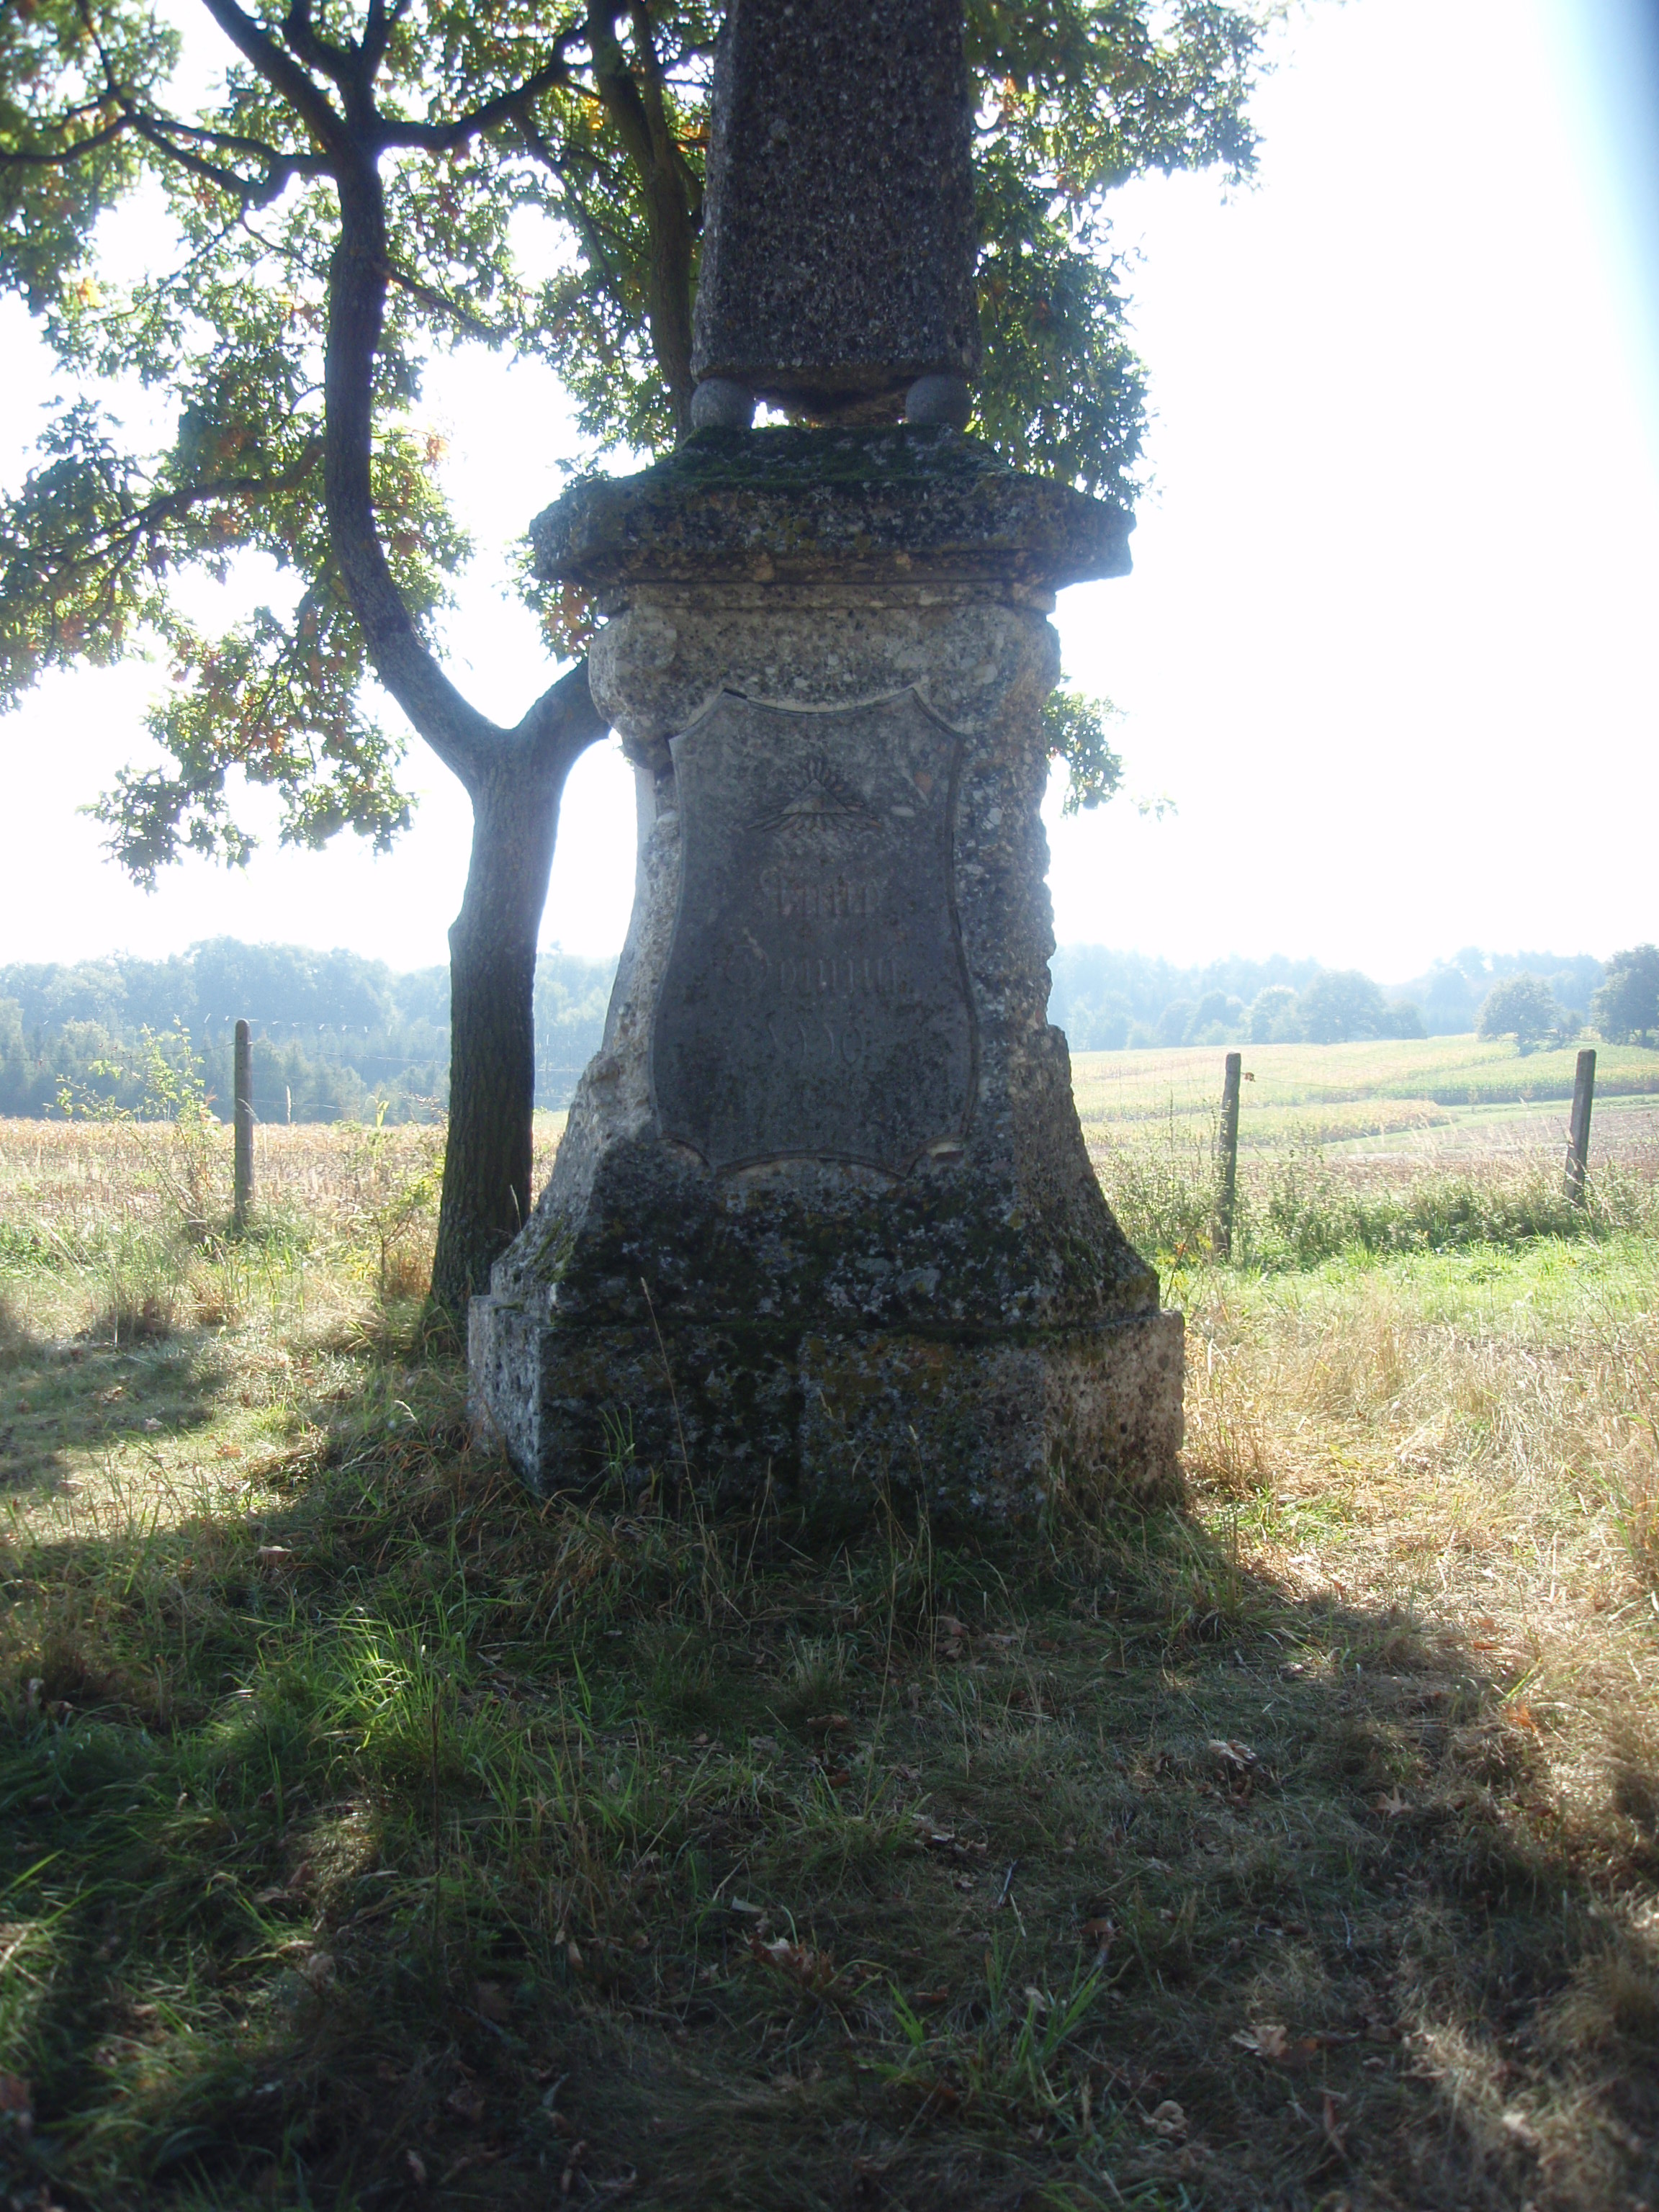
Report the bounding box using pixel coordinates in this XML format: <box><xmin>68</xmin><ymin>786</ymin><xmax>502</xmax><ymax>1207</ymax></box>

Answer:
<box><xmin>531</xmin><ymin>426</ymin><xmax>1133</xmax><ymax>596</ymax></box>
<box><xmin>472</xmin><ymin>428</ymin><xmax>1182</xmax><ymax>1524</ymax></box>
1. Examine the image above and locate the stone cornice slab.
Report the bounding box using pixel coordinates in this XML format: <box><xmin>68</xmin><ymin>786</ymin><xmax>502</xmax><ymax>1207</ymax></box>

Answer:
<box><xmin>529</xmin><ymin>426</ymin><xmax>1133</xmax><ymax>595</ymax></box>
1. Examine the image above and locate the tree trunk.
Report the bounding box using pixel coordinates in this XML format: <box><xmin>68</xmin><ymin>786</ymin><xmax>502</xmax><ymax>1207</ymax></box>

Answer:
<box><xmin>320</xmin><ymin>156</ymin><xmax>609</xmax><ymax>1321</ymax></box>
<box><xmin>431</xmin><ymin>745</ymin><xmax>577</xmax><ymax>1321</ymax></box>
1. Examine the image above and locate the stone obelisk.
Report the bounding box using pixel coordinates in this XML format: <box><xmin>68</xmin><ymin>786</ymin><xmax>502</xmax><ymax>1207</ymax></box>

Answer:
<box><xmin>468</xmin><ymin>0</ymin><xmax>1184</xmax><ymax>1527</ymax></box>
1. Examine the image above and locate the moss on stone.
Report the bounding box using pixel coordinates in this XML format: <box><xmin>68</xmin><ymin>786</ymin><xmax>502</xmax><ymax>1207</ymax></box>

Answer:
<box><xmin>530</xmin><ymin>424</ymin><xmax>1134</xmax><ymax>592</ymax></box>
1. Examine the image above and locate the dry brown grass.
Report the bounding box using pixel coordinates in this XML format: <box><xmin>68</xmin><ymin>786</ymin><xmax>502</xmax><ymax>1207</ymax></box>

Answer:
<box><xmin>4</xmin><ymin>1113</ymin><xmax>1659</xmax><ymax>2208</ymax></box>
<box><xmin>1174</xmin><ymin>1241</ymin><xmax>1659</xmax><ymax>2204</ymax></box>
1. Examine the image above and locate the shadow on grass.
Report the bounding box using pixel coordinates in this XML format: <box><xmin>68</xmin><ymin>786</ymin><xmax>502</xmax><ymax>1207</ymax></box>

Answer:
<box><xmin>0</xmin><ymin>1288</ymin><xmax>228</xmax><ymax>1498</ymax></box>
<box><xmin>3</xmin><ymin>1357</ymin><xmax>1659</xmax><ymax>2211</ymax></box>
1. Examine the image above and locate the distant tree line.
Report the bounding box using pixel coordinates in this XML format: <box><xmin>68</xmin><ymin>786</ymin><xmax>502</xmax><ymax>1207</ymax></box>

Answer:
<box><xmin>1048</xmin><ymin>945</ymin><xmax>1651</xmax><ymax>1053</ymax></box>
<box><xmin>0</xmin><ymin>939</ymin><xmax>614</xmax><ymax>1122</ymax></box>
<box><xmin>4</xmin><ymin>938</ymin><xmax>1654</xmax><ymax>1122</ymax></box>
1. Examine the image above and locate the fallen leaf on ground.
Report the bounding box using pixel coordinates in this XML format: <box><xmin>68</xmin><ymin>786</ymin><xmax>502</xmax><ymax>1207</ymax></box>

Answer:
<box><xmin>1233</xmin><ymin>2023</ymin><xmax>1292</xmax><ymax>2061</ymax></box>
<box><xmin>1208</xmin><ymin>1738</ymin><xmax>1258</xmax><ymax>1770</ymax></box>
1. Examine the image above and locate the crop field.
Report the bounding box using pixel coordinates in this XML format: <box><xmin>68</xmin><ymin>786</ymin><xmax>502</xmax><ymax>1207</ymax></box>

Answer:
<box><xmin>1072</xmin><ymin>1035</ymin><xmax>1659</xmax><ymax>1158</ymax></box>
<box><xmin>2</xmin><ymin>1056</ymin><xmax>1659</xmax><ymax>2210</ymax></box>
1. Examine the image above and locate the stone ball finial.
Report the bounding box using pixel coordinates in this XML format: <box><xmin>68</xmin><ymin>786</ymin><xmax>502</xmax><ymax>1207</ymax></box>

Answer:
<box><xmin>905</xmin><ymin>375</ymin><xmax>972</xmax><ymax>431</ymax></box>
<box><xmin>690</xmin><ymin>379</ymin><xmax>757</xmax><ymax>433</ymax></box>
<box><xmin>691</xmin><ymin>0</ymin><xmax>981</xmax><ymax>425</ymax></box>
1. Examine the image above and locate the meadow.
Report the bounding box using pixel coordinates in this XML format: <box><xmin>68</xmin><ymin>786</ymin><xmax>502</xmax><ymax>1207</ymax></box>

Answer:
<box><xmin>2</xmin><ymin>1037</ymin><xmax>1658</xmax><ymax>2210</ymax></box>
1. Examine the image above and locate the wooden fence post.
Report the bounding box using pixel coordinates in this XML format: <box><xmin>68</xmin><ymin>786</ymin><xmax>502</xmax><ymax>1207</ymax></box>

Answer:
<box><xmin>1214</xmin><ymin>1050</ymin><xmax>1242</xmax><ymax>1259</ymax></box>
<box><xmin>1564</xmin><ymin>1046</ymin><xmax>1596</xmax><ymax>1205</ymax></box>
<box><xmin>233</xmin><ymin>1019</ymin><xmax>253</xmax><ymax>1230</ymax></box>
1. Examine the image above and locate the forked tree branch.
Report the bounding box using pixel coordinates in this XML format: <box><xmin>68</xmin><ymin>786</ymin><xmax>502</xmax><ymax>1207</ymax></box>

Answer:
<box><xmin>193</xmin><ymin>0</ymin><xmax>349</xmax><ymax>158</ymax></box>
<box><xmin>28</xmin><ymin>0</ymin><xmax>611</xmax><ymax>796</ymax></box>
<box><xmin>377</xmin><ymin>32</ymin><xmax>588</xmax><ymax>154</ymax></box>
<box><xmin>324</xmin><ymin>153</ymin><xmax>605</xmax><ymax>790</ymax></box>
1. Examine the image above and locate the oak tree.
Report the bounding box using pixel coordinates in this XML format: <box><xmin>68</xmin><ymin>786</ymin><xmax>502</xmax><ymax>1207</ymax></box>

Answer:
<box><xmin>1</xmin><ymin>0</ymin><xmax>1264</xmax><ymax>1311</ymax></box>
<box><xmin>1477</xmin><ymin>973</ymin><xmax>1568</xmax><ymax>1051</ymax></box>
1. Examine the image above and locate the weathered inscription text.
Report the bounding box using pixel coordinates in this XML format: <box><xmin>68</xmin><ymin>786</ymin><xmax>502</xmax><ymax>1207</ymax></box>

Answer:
<box><xmin>652</xmin><ymin>689</ymin><xmax>975</xmax><ymax>1173</ymax></box>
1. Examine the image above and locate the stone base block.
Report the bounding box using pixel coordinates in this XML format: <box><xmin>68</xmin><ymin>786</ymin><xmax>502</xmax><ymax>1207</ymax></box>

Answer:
<box><xmin>798</xmin><ymin>1313</ymin><xmax>1184</xmax><ymax>1524</ymax></box>
<box><xmin>469</xmin><ymin>1296</ymin><xmax>1183</xmax><ymax>1529</ymax></box>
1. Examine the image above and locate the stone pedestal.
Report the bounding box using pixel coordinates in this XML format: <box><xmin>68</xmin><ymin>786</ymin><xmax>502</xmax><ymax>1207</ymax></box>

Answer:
<box><xmin>469</xmin><ymin>428</ymin><xmax>1183</xmax><ymax>1527</ymax></box>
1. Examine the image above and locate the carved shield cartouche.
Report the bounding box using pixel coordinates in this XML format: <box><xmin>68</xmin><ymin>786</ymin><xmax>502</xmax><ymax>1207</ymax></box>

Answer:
<box><xmin>652</xmin><ymin>689</ymin><xmax>976</xmax><ymax>1174</ymax></box>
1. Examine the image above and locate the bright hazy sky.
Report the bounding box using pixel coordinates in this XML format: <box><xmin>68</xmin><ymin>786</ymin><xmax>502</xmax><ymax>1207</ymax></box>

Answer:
<box><xmin>3</xmin><ymin>0</ymin><xmax>1656</xmax><ymax>984</ymax></box>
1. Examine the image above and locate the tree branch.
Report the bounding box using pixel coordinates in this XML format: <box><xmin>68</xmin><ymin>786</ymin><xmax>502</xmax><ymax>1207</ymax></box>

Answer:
<box><xmin>192</xmin><ymin>0</ymin><xmax>348</xmax><ymax>159</ymax></box>
<box><xmin>585</xmin><ymin>1</ymin><xmax>696</xmax><ymax>432</ymax></box>
<box><xmin>128</xmin><ymin>108</ymin><xmax>325</xmax><ymax>174</ymax></box>
<box><xmin>377</xmin><ymin>30</ymin><xmax>588</xmax><ymax>155</ymax></box>
<box><xmin>281</xmin><ymin>0</ymin><xmax>356</xmax><ymax>94</ymax></box>
<box><xmin>515</xmin><ymin>112</ymin><xmax>627</xmax><ymax>288</ymax></box>
<box><xmin>510</xmin><ymin>656</ymin><xmax>607</xmax><ymax>775</ymax></box>
<box><xmin>361</xmin><ymin>0</ymin><xmax>391</xmax><ymax>78</ymax></box>
<box><xmin>0</xmin><ymin>119</ymin><xmax>130</xmax><ymax>168</ymax></box>
<box><xmin>124</xmin><ymin>109</ymin><xmax>320</xmax><ymax>207</ymax></box>
<box><xmin>381</xmin><ymin>256</ymin><xmax>503</xmax><ymax>341</ymax></box>
<box><xmin>323</xmin><ymin>152</ymin><xmax>505</xmax><ymax>786</ymax></box>
<box><xmin>28</xmin><ymin>441</ymin><xmax>325</xmax><ymax>592</ymax></box>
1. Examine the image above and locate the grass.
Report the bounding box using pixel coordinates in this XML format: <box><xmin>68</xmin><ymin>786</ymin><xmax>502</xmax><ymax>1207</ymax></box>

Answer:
<box><xmin>1078</xmin><ymin>1035</ymin><xmax>1659</xmax><ymax>1275</ymax></box>
<box><xmin>2</xmin><ymin>1082</ymin><xmax>1659</xmax><ymax>2210</ymax></box>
